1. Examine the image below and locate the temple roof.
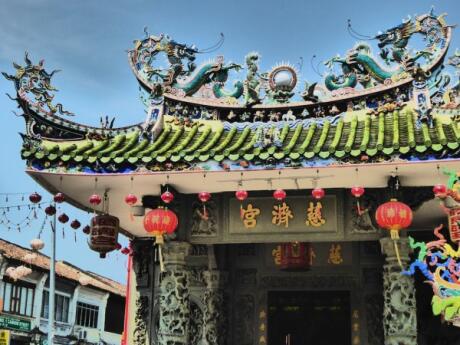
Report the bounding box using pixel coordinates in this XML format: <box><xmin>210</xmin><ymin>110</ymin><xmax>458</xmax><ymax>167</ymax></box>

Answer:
<box><xmin>21</xmin><ymin>106</ymin><xmax>460</xmax><ymax>173</ymax></box>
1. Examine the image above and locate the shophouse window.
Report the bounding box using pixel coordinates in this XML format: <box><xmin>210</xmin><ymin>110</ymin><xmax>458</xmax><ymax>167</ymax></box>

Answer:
<box><xmin>76</xmin><ymin>302</ymin><xmax>99</xmax><ymax>328</ymax></box>
<box><xmin>2</xmin><ymin>280</ymin><xmax>34</xmax><ymax>317</ymax></box>
<box><xmin>41</xmin><ymin>291</ymin><xmax>70</xmax><ymax>323</ymax></box>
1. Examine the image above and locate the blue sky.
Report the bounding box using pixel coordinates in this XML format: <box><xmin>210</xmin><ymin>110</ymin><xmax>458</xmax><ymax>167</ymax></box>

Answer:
<box><xmin>1</xmin><ymin>0</ymin><xmax>460</xmax><ymax>283</ymax></box>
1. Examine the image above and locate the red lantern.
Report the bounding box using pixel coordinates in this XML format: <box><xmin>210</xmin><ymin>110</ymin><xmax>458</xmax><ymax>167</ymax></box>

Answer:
<box><xmin>375</xmin><ymin>199</ymin><xmax>413</xmax><ymax>239</ymax></box>
<box><xmin>312</xmin><ymin>187</ymin><xmax>325</xmax><ymax>200</ymax></box>
<box><xmin>89</xmin><ymin>194</ymin><xmax>102</xmax><ymax>206</ymax></box>
<box><xmin>89</xmin><ymin>214</ymin><xmax>119</xmax><ymax>258</ymax></box>
<box><xmin>124</xmin><ymin>194</ymin><xmax>137</xmax><ymax>206</ymax></box>
<box><xmin>198</xmin><ymin>192</ymin><xmax>211</xmax><ymax>203</ymax></box>
<box><xmin>161</xmin><ymin>191</ymin><xmax>174</xmax><ymax>204</ymax></box>
<box><xmin>82</xmin><ymin>225</ymin><xmax>90</xmax><ymax>234</ymax></box>
<box><xmin>45</xmin><ymin>205</ymin><xmax>56</xmax><ymax>216</ymax></box>
<box><xmin>121</xmin><ymin>247</ymin><xmax>130</xmax><ymax>255</ymax></box>
<box><xmin>70</xmin><ymin>219</ymin><xmax>81</xmax><ymax>229</ymax></box>
<box><xmin>433</xmin><ymin>183</ymin><xmax>447</xmax><ymax>196</ymax></box>
<box><xmin>115</xmin><ymin>243</ymin><xmax>122</xmax><ymax>250</ymax></box>
<box><xmin>273</xmin><ymin>189</ymin><xmax>286</xmax><ymax>201</ymax></box>
<box><xmin>29</xmin><ymin>192</ymin><xmax>42</xmax><ymax>204</ymax></box>
<box><xmin>279</xmin><ymin>242</ymin><xmax>313</xmax><ymax>271</ymax></box>
<box><xmin>144</xmin><ymin>208</ymin><xmax>178</xmax><ymax>239</ymax></box>
<box><xmin>144</xmin><ymin>207</ymin><xmax>179</xmax><ymax>272</ymax></box>
<box><xmin>351</xmin><ymin>186</ymin><xmax>365</xmax><ymax>198</ymax></box>
<box><xmin>54</xmin><ymin>192</ymin><xmax>65</xmax><ymax>203</ymax></box>
<box><xmin>58</xmin><ymin>213</ymin><xmax>69</xmax><ymax>224</ymax></box>
<box><xmin>236</xmin><ymin>189</ymin><xmax>248</xmax><ymax>201</ymax></box>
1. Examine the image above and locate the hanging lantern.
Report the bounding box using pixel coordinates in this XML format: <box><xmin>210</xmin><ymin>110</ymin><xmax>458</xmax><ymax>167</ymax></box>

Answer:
<box><xmin>351</xmin><ymin>186</ymin><xmax>365</xmax><ymax>215</ymax></box>
<box><xmin>279</xmin><ymin>242</ymin><xmax>313</xmax><ymax>271</ymax></box>
<box><xmin>30</xmin><ymin>238</ymin><xmax>45</xmax><ymax>251</ymax></box>
<box><xmin>115</xmin><ymin>243</ymin><xmax>122</xmax><ymax>250</ymax></box>
<box><xmin>351</xmin><ymin>186</ymin><xmax>365</xmax><ymax>198</ymax></box>
<box><xmin>88</xmin><ymin>214</ymin><xmax>119</xmax><ymax>259</ymax></box>
<box><xmin>236</xmin><ymin>189</ymin><xmax>248</xmax><ymax>201</ymax></box>
<box><xmin>312</xmin><ymin>187</ymin><xmax>325</xmax><ymax>200</ymax></box>
<box><xmin>144</xmin><ymin>207</ymin><xmax>179</xmax><ymax>271</ymax></box>
<box><xmin>82</xmin><ymin>225</ymin><xmax>90</xmax><ymax>234</ymax></box>
<box><xmin>89</xmin><ymin>194</ymin><xmax>102</xmax><ymax>206</ymax></box>
<box><xmin>70</xmin><ymin>220</ymin><xmax>81</xmax><ymax>230</ymax></box>
<box><xmin>45</xmin><ymin>205</ymin><xmax>56</xmax><ymax>216</ymax></box>
<box><xmin>198</xmin><ymin>191</ymin><xmax>211</xmax><ymax>217</ymax></box>
<box><xmin>29</xmin><ymin>192</ymin><xmax>42</xmax><ymax>204</ymax></box>
<box><xmin>121</xmin><ymin>247</ymin><xmax>131</xmax><ymax>255</ymax></box>
<box><xmin>198</xmin><ymin>191</ymin><xmax>211</xmax><ymax>203</ymax></box>
<box><xmin>236</xmin><ymin>189</ymin><xmax>248</xmax><ymax>218</ymax></box>
<box><xmin>58</xmin><ymin>213</ymin><xmax>69</xmax><ymax>224</ymax></box>
<box><xmin>433</xmin><ymin>183</ymin><xmax>447</xmax><ymax>196</ymax></box>
<box><xmin>54</xmin><ymin>192</ymin><xmax>65</xmax><ymax>203</ymax></box>
<box><xmin>376</xmin><ymin>199</ymin><xmax>413</xmax><ymax>268</ymax></box>
<box><xmin>375</xmin><ymin>199</ymin><xmax>413</xmax><ymax>239</ymax></box>
<box><xmin>125</xmin><ymin>193</ymin><xmax>138</xmax><ymax>221</ymax></box>
<box><xmin>125</xmin><ymin>194</ymin><xmax>137</xmax><ymax>206</ymax></box>
<box><xmin>161</xmin><ymin>191</ymin><xmax>174</xmax><ymax>204</ymax></box>
<box><xmin>273</xmin><ymin>189</ymin><xmax>286</xmax><ymax>201</ymax></box>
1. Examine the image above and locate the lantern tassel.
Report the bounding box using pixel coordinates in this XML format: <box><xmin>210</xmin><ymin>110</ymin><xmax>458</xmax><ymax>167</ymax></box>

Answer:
<box><xmin>390</xmin><ymin>229</ymin><xmax>403</xmax><ymax>268</ymax></box>
<box><xmin>158</xmin><ymin>245</ymin><xmax>165</xmax><ymax>272</ymax></box>
<box><xmin>155</xmin><ymin>234</ymin><xmax>165</xmax><ymax>272</ymax></box>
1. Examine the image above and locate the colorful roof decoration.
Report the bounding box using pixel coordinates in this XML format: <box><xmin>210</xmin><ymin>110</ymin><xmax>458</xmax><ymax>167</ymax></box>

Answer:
<box><xmin>3</xmin><ymin>9</ymin><xmax>460</xmax><ymax>174</ymax></box>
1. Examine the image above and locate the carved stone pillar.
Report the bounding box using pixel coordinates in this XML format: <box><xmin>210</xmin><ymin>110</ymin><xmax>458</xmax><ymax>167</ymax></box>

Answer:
<box><xmin>202</xmin><ymin>270</ymin><xmax>225</xmax><ymax>345</ymax></box>
<box><xmin>158</xmin><ymin>241</ymin><xmax>191</xmax><ymax>345</ymax></box>
<box><xmin>380</xmin><ymin>237</ymin><xmax>417</xmax><ymax>345</ymax></box>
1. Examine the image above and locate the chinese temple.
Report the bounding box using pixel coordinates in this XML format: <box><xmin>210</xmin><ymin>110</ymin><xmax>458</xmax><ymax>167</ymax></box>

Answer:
<box><xmin>3</xmin><ymin>8</ymin><xmax>460</xmax><ymax>345</ymax></box>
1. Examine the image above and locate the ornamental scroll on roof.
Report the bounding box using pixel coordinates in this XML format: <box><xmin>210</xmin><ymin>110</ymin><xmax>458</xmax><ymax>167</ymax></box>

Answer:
<box><xmin>3</xmin><ymin>9</ymin><xmax>460</xmax><ymax>174</ymax></box>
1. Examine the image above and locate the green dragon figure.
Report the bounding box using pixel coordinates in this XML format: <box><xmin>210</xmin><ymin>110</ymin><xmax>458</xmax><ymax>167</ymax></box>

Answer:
<box><xmin>324</xmin><ymin>12</ymin><xmax>446</xmax><ymax>91</ymax></box>
<box><xmin>131</xmin><ymin>32</ymin><xmax>243</xmax><ymax>98</ymax></box>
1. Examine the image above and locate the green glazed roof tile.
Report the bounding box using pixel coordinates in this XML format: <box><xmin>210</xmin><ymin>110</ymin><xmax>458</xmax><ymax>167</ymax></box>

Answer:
<box><xmin>23</xmin><ymin>106</ymin><xmax>460</xmax><ymax>168</ymax></box>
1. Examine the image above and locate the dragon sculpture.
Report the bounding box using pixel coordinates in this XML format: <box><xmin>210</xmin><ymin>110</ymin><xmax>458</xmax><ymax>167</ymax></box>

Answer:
<box><xmin>404</xmin><ymin>170</ymin><xmax>460</xmax><ymax>326</ymax></box>
<box><xmin>130</xmin><ymin>32</ymin><xmax>243</xmax><ymax>99</ymax></box>
<box><xmin>324</xmin><ymin>12</ymin><xmax>447</xmax><ymax>91</ymax></box>
<box><xmin>2</xmin><ymin>52</ymin><xmax>73</xmax><ymax>116</ymax></box>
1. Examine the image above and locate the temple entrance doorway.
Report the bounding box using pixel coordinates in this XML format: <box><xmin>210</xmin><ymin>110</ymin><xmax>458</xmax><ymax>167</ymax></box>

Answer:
<box><xmin>267</xmin><ymin>290</ymin><xmax>351</xmax><ymax>345</ymax></box>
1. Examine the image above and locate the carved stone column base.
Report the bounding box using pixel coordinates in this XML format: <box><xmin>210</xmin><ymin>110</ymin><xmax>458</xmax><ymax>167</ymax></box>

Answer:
<box><xmin>380</xmin><ymin>237</ymin><xmax>417</xmax><ymax>345</ymax></box>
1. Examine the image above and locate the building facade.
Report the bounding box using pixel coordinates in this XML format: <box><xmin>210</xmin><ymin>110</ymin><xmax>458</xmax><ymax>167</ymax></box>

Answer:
<box><xmin>0</xmin><ymin>239</ymin><xmax>125</xmax><ymax>345</ymax></box>
<box><xmin>3</xmin><ymin>8</ymin><xmax>460</xmax><ymax>345</ymax></box>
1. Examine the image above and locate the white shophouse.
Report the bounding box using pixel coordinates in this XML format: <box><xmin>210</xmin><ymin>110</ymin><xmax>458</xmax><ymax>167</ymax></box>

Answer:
<box><xmin>0</xmin><ymin>238</ymin><xmax>125</xmax><ymax>345</ymax></box>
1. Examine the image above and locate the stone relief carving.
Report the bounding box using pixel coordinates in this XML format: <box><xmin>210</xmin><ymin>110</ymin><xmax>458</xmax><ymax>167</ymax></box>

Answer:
<box><xmin>189</xmin><ymin>267</ymin><xmax>206</xmax><ymax>287</ymax></box>
<box><xmin>191</xmin><ymin>200</ymin><xmax>218</xmax><ymax>237</ymax></box>
<box><xmin>190</xmin><ymin>244</ymin><xmax>208</xmax><ymax>256</ymax></box>
<box><xmin>133</xmin><ymin>295</ymin><xmax>149</xmax><ymax>345</ymax></box>
<box><xmin>234</xmin><ymin>295</ymin><xmax>255</xmax><ymax>345</ymax></box>
<box><xmin>133</xmin><ymin>240</ymin><xmax>153</xmax><ymax>288</ymax></box>
<box><xmin>381</xmin><ymin>238</ymin><xmax>417</xmax><ymax>345</ymax></box>
<box><xmin>349</xmin><ymin>194</ymin><xmax>378</xmax><ymax>234</ymax></box>
<box><xmin>190</xmin><ymin>300</ymin><xmax>204</xmax><ymax>345</ymax></box>
<box><xmin>158</xmin><ymin>270</ymin><xmax>190</xmax><ymax>345</ymax></box>
<box><xmin>203</xmin><ymin>287</ymin><xmax>223</xmax><ymax>345</ymax></box>
<box><xmin>365</xmin><ymin>294</ymin><xmax>384</xmax><ymax>345</ymax></box>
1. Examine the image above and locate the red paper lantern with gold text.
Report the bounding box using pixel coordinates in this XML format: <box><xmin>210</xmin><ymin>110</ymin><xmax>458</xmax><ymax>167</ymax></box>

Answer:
<box><xmin>143</xmin><ymin>208</ymin><xmax>179</xmax><ymax>244</ymax></box>
<box><xmin>279</xmin><ymin>242</ymin><xmax>313</xmax><ymax>271</ymax></box>
<box><xmin>375</xmin><ymin>199</ymin><xmax>413</xmax><ymax>239</ymax></box>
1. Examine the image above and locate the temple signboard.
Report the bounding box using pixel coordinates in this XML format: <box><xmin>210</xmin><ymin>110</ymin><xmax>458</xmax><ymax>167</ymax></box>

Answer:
<box><xmin>220</xmin><ymin>194</ymin><xmax>344</xmax><ymax>243</ymax></box>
